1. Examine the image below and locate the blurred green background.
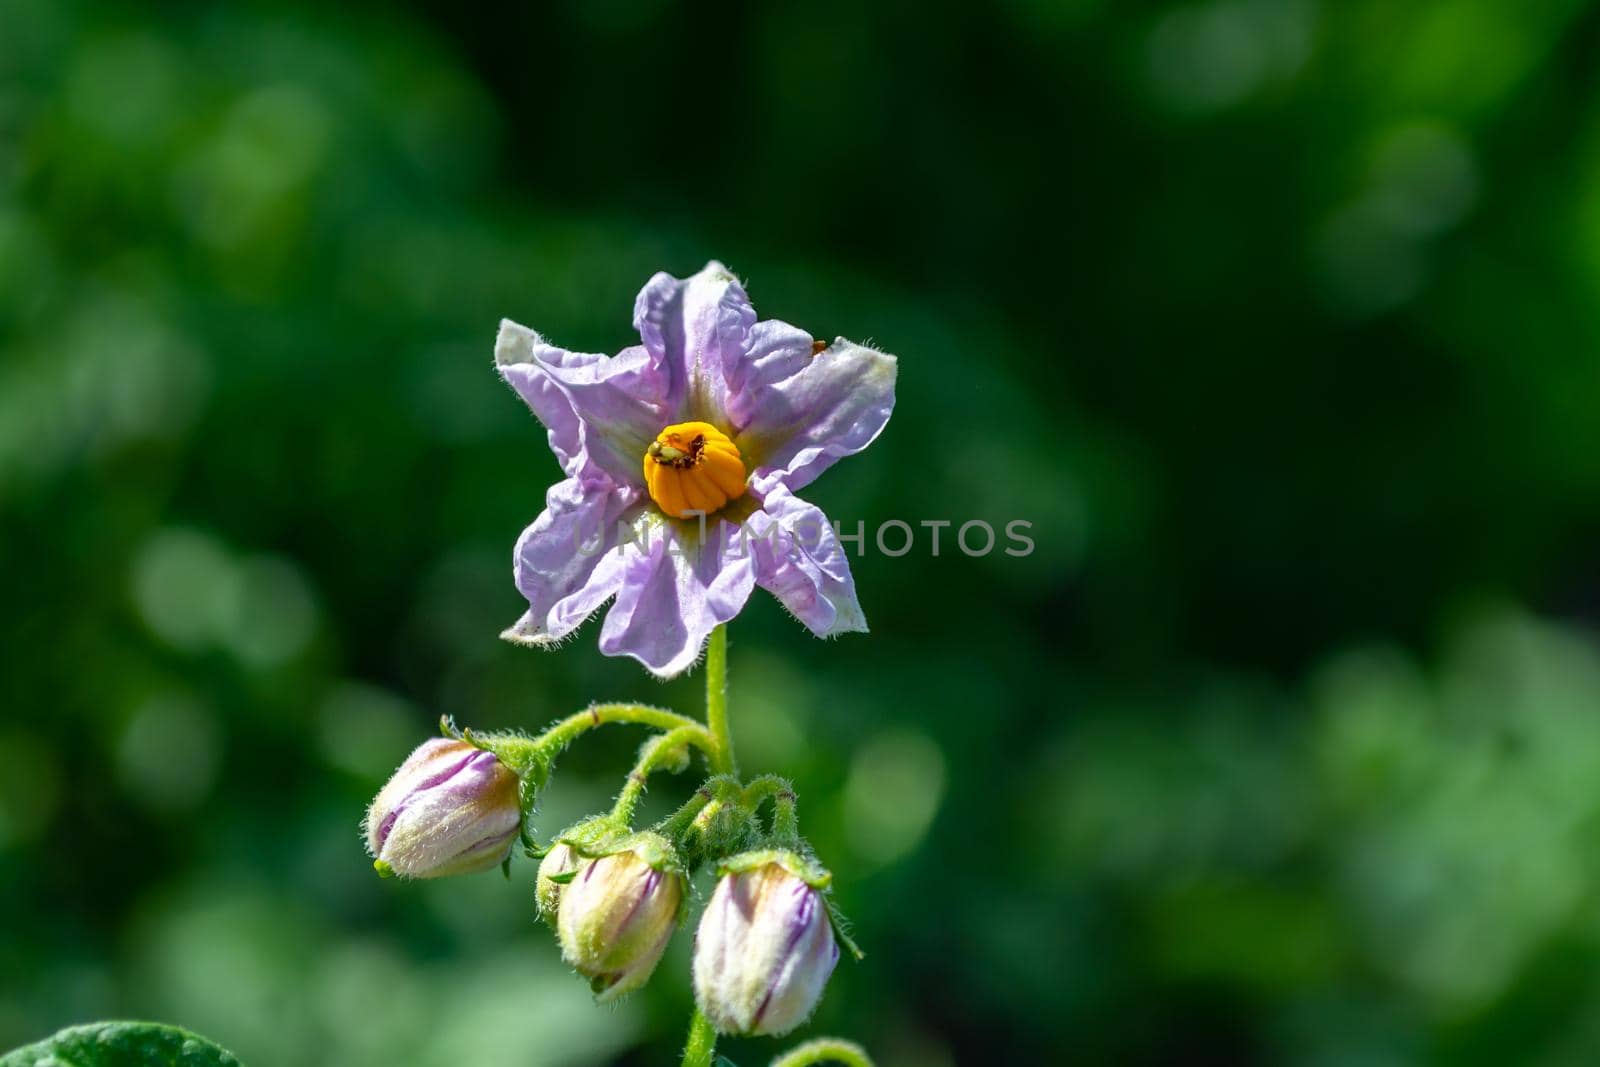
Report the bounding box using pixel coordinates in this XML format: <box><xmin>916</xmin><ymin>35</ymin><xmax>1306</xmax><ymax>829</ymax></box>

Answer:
<box><xmin>6</xmin><ymin>1</ymin><xmax>1600</xmax><ymax>1064</ymax></box>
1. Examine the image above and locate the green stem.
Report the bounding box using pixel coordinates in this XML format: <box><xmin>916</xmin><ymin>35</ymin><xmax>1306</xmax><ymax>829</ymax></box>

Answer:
<box><xmin>706</xmin><ymin>625</ymin><xmax>734</xmax><ymax>774</ymax></box>
<box><xmin>655</xmin><ymin>785</ymin><xmax>717</xmax><ymax>839</ymax></box>
<box><xmin>769</xmin><ymin>1039</ymin><xmax>876</xmax><ymax>1067</ymax></box>
<box><xmin>535</xmin><ymin>703</ymin><xmax>714</xmax><ymax>757</ymax></box>
<box><xmin>740</xmin><ymin>774</ymin><xmax>791</xmax><ymax>805</ymax></box>
<box><xmin>741</xmin><ymin>774</ymin><xmax>798</xmax><ymax>838</ymax></box>
<box><xmin>771</xmin><ymin>792</ymin><xmax>799</xmax><ymax>841</ymax></box>
<box><xmin>611</xmin><ymin>725</ymin><xmax>704</xmax><ymax>824</ymax></box>
<box><xmin>681</xmin><ymin>1007</ymin><xmax>718</xmax><ymax>1067</ymax></box>
<box><xmin>688</xmin><ymin>787</ymin><xmax>733</xmax><ymax>840</ymax></box>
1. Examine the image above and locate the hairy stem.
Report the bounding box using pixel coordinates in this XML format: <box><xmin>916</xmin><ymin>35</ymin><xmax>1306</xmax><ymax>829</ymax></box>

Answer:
<box><xmin>534</xmin><ymin>703</ymin><xmax>714</xmax><ymax>758</ymax></box>
<box><xmin>740</xmin><ymin>774</ymin><xmax>793</xmax><ymax>807</ymax></box>
<box><xmin>741</xmin><ymin>774</ymin><xmax>798</xmax><ymax>838</ymax></box>
<box><xmin>770</xmin><ymin>1039</ymin><xmax>876</xmax><ymax>1067</ymax></box>
<box><xmin>681</xmin><ymin>1007</ymin><xmax>718</xmax><ymax>1067</ymax></box>
<box><xmin>706</xmin><ymin>625</ymin><xmax>734</xmax><ymax>774</ymax></box>
<box><xmin>656</xmin><ymin>785</ymin><xmax>716</xmax><ymax>839</ymax></box>
<box><xmin>611</xmin><ymin>725</ymin><xmax>705</xmax><ymax>824</ymax></box>
<box><xmin>771</xmin><ymin>792</ymin><xmax>800</xmax><ymax>840</ymax></box>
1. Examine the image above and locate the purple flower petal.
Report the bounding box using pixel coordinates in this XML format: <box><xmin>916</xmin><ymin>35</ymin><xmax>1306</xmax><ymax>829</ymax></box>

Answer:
<box><xmin>633</xmin><ymin>261</ymin><xmax>755</xmax><ymax>426</ymax></box>
<box><xmin>502</xmin><ymin>478</ymin><xmax>648</xmax><ymax>646</ymax></box>
<box><xmin>745</xmin><ymin>487</ymin><xmax>867</xmax><ymax>638</ymax></box>
<box><xmin>496</xmin><ymin>320</ymin><xmax>666</xmax><ymax>487</ymax></box>
<box><xmin>739</xmin><ymin>338</ymin><xmax>897</xmax><ymax>496</ymax></box>
<box><xmin>598</xmin><ymin>521</ymin><xmax>756</xmax><ymax>677</ymax></box>
<box><xmin>371</xmin><ymin>745</ymin><xmax>482</xmax><ymax>851</ymax></box>
<box><xmin>723</xmin><ymin>319</ymin><xmax>816</xmax><ymax>433</ymax></box>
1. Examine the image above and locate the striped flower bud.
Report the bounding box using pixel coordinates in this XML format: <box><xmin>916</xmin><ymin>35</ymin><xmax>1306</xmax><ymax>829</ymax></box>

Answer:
<box><xmin>558</xmin><ymin>844</ymin><xmax>685</xmax><ymax>1001</ymax></box>
<box><xmin>693</xmin><ymin>860</ymin><xmax>839</xmax><ymax>1036</ymax></box>
<box><xmin>363</xmin><ymin>738</ymin><xmax>520</xmax><ymax>879</ymax></box>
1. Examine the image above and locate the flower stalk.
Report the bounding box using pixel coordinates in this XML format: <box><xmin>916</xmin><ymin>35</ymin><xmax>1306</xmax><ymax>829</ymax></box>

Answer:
<box><xmin>656</xmin><ymin>783</ymin><xmax>721</xmax><ymax>839</ymax></box>
<box><xmin>740</xmin><ymin>775</ymin><xmax>799</xmax><ymax>839</ymax></box>
<box><xmin>706</xmin><ymin>625</ymin><xmax>734</xmax><ymax>775</ymax></box>
<box><xmin>612</xmin><ymin>725</ymin><xmax>705</xmax><ymax>824</ymax></box>
<box><xmin>536</xmin><ymin>703</ymin><xmax>714</xmax><ymax>760</ymax></box>
<box><xmin>682</xmin><ymin>1008</ymin><xmax>718</xmax><ymax>1067</ymax></box>
<box><xmin>771</xmin><ymin>791</ymin><xmax>800</xmax><ymax>843</ymax></box>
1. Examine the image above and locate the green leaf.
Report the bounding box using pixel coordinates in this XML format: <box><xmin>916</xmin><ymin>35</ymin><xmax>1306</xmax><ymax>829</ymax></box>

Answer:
<box><xmin>714</xmin><ymin>1057</ymin><xmax>740</xmax><ymax>1067</ymax></box>
<box><xmin>1</xmin><ymin>1022</ymin><xmax>243</xmax><ymax>1066</ymax></box>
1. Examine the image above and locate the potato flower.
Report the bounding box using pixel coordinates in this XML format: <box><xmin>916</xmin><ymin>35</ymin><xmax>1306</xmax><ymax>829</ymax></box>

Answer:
<box><xmin>496</xmin><ymin>261</ymin><xmax>896</xmax><ymax>677</ymax></box>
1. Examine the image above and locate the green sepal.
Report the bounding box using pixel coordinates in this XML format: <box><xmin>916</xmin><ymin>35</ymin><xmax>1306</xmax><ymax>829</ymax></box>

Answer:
<box><xmin>714</xmin><ymin>1058</ymin><xmax>741</xmax><ymax>1067</ymax></box>
<box><xmin>441</xmin><ymin>715</ymin><xmax>553</xmax><ymax>856</ymax></box>
<box><xmin>619</xmin><ymin>829</ymin><xmax>686</xmax><ymax>877</ymax></box>
<box><xmin>442</xmin><ymin>715</ymin><xmax>551</xmax><ymax>785</ymax></box>
<box><xmin>501</xmin><ymin>855</ymin><xmax>512</xmax><ymax>881</ymax></box>
<box><xmin>552</xmin><ymin>822</ymin><xmax>689</xmax><ymax>926</ymax></box>
<box><xmin>516</xmin><ymin>775</ymin><xmax>544</xmax><ymax>853</ymax></box>
<box><xmin>553</xmin><ymin>814</ymin><xmax>633</xmax><ymax>860</ymax></box>
<box><xmin>715</xmin><ymin>848</ymin><xmax>832</xmax><ymax>890</ymax></box>
<box><xmin>546</xmin><ymin>869</ymin><xmax>578</xmax><ymax>885</ymax></box>
<box><xmin>825</xmin><ymin>894</ymin><xmax>865</xmax><ymax>962</ymax></box>
<box><xmin>555</xmin><ymin>820</ymin><xmax>686</xmax><ymax>877</ymax></box>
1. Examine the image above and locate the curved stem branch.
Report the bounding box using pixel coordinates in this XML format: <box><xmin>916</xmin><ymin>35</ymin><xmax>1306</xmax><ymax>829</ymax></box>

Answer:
<box><xmin>656</xmin><ymin>784</ymin><xmax>717</xmax><ymax>839</ymax></box>
<box><xmin>705</xmin><ymin>625</ymin><xmax>734</xmax><ymax>774</ymax></box>
<box><xmin>611</xmin><ymin>725</ymin><xmax>705</xmax><ymax>824</ymax></box>
<box><xmin>535</xmin><ymin>703</ymin><xmax>714</xmax><ymax>758</ymax></box>
<box><xmin>770</xmin><ymin>1039</ymin><xmax>876</xmax><ymax>1067</ymax></box>
<box><xmin>741</xmin><ymin>774</ymin><xmax>799</xmax><ymax>838</ymax></box>
<box><xmin>740</xmin><ymin>774</ymin><xmax>793</xmax><ymax>808</ymax></box>
<box><xmin>681</xmin><ymin>1007</ymin><xmax>718</xmax><ymax>1067</ymax></box>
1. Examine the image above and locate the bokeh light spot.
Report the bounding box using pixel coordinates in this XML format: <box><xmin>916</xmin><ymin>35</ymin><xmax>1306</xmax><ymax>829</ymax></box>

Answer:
<box><xmin>132</xmin><ymin>528</ymin><xmax>243</xmax><ymax>652</ymax></box>
<box><xmin>117</xmin><ymin>693</ymin><xmax>224</xmax><ymax>812</ymax></box>
<box><xmin>843</xmin><ymin>729</ymin><xmax>945</xmax><ymax>868</ymax></box>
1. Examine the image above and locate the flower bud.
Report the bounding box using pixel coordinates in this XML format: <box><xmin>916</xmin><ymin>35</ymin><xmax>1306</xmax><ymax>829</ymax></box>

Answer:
<box><xmin>536</xmin><ymin>842</ymin><xmax>580</xmax><ymax>923</ymax></box>
<box><xmin>558</xmin><ymin>845</ymin><xmax>685</xmax><ymax>1001</ymax></box>
<box><xmin>364</xmin><ymin>738</ymin><xmax>520</xmax><ymax>879</ymax></box>
<box><xmin>693</xmin><ymin>861</ymin><xmax>839</xmax><ymax>1036</ymax></box>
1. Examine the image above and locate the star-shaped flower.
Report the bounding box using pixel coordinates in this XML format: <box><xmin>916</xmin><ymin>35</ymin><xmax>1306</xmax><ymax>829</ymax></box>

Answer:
<box><xmin>495</xmin><ymin>261</ymin><xmax>896</xmax><ymax>677</ymax></box>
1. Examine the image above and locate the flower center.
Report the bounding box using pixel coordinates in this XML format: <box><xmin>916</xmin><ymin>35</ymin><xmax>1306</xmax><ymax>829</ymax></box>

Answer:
<box><xmin>643</xmin><ymin>421</ymin><xmax>748</xmax><ymax>519</ymax></box>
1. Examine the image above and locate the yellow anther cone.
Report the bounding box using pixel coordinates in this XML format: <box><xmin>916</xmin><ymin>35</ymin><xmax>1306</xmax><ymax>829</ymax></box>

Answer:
<box><xmin>644</xmin><ymin>421</ymin><xmax>748</xmax><ymax>519</ymax></box>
